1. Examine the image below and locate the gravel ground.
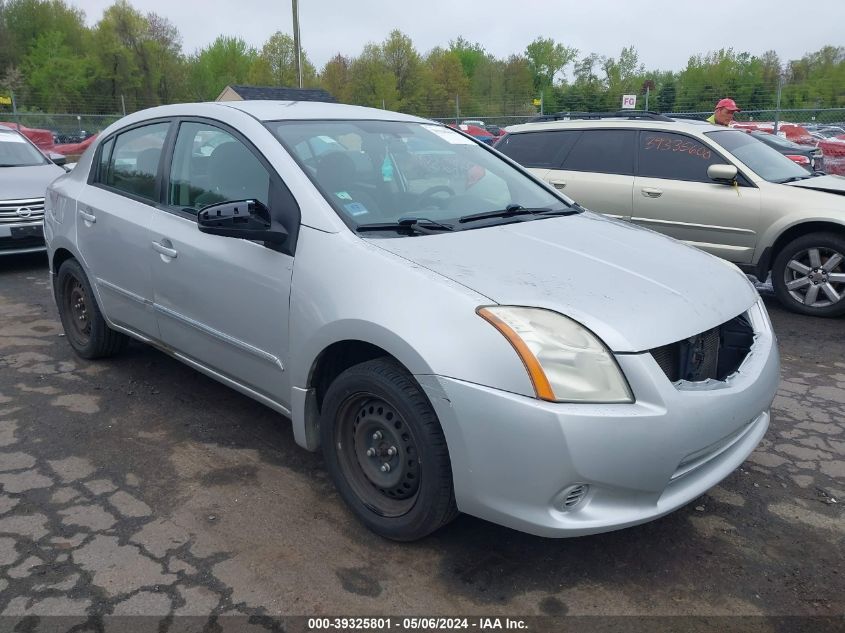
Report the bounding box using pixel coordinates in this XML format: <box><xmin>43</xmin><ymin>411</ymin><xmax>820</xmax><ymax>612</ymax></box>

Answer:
<box><xmin>0</xmin><ymin>252</ymin><xmax>842</xmax><ymax>629</ymax></box>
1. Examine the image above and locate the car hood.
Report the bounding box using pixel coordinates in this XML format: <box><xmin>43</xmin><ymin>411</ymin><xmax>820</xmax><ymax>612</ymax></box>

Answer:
<box><xmin>784</xmin><ymin>174</ymin><xmax>845</xmax><ymax>195</ymax></box>
<box><xmin>370</xmin><ymin>213</ymin><xmax>757</xmax><ymax>352</ymax></box>
<box><xmin>0</xmin><ymin>164</ymin><xmax>65</xmax><ymax>200</ymax></box>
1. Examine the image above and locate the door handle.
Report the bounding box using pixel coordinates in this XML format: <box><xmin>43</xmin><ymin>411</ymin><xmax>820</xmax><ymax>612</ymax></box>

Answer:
<box><xmin>78</xmin><ymin>208</ymin><xmax>96</xmax><ymax>223</ymax></box>
<box><xmin>152</xmin><ymin>239</ymin><xmax>178</xmax><ymax>259</ymax></box>
<box><xmin>549</xmin><ymin>180</ymin><xmax>566</xmax><ymax>190</ymax></box>
<box><xmin>641</xmin><ymin>187</ymin><xmax>663</xmax><ymax>198</ymax></box>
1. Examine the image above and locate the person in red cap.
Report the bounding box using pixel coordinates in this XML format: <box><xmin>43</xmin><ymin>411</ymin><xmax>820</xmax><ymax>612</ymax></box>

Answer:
<box><xmin>707</xmin><ymin>98</ymin><xmax>741</xmax><ymax>126</ymax></box>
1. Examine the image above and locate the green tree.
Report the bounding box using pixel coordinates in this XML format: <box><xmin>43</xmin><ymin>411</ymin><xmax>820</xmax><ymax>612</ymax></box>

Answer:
<box><xmin>600</xmin><ymin>46</ymin><xmax>646</xmax><ymax>110</ymax></box>
<box><xmin>88</xmin><ymin>2</ymin><xmax>185</xmax><ymax>111</ymax></box>
<box><xmin>525</xmin><ymin>37</ymin><xmax>577</xmax><ymax>94</ymax></box>
<box><xmin>348</xmin><ymin>43</ymin><xmax>397</xmax><ymax>110</ymax></box>
<box><xmin>448</xmin><ymin>37</ymin><xmax>486</xmax><ymax>80</ymax></box>
<box><xmin>656</xmin><ymin>74</ymin><xmax>677</xmax><ymax>112</ymax></box>
<box><xmin>381</xmin><ymin>29</ymin><xmax>424</xmax><ymax>112</ymax></box>
<box><xmin>258</xmin><ymin>31</ymin><xmax>317</xmax><ymax>88</ymax></box>
<box><xmin>424</xmin><ymin>47</ymin><xmax>469</xmax><ymax>118</ymax></box>
<box><xmin>22</xmin><ymin>30</ymin><xmax>90</xmax><ymax>110</ymax></box>
<box><xmin>501</xmin><ymin>55</ymin><xmax>534</xmax><ymax>114</ymax></box>
<box><xmin>566</xmin><ymin>53</ymin><xmax>603</xmax><ymax>111</ymax></box>
<box><xmin>187</xmin><ymin>36</ymin><xmax>258</xmax><ymax>101</ymax></box>
<box><xmin>1</xmin><ymin>0</ymin><xmax>87</xmax><ymax>70</ymax></box>
<box><xmin>319</xmin><ymin>54</ymin><xmax>352</xmax><ymax>103</ymax></box>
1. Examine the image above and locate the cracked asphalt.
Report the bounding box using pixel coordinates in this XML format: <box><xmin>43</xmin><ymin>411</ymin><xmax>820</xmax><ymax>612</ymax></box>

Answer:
<box><xmin>0</xmin><ymin>252</ymin><xmax>843</xmax><ymax>627</ymax></box>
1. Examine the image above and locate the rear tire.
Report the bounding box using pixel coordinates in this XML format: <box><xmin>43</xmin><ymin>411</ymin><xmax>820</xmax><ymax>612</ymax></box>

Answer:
<box><xmin>320</xmin><ymin>357</ymin><xmax>458</xmax><ymax>541</ymax></box>
<box><xmin>56</xmin><ymin>258</ymin><xmax>128</xmax><ymax>359</ymax></box>
<box><xmin>772</xmin><ymin>233</ymin><xmax>845</xmax><ymax>318</ymax></box>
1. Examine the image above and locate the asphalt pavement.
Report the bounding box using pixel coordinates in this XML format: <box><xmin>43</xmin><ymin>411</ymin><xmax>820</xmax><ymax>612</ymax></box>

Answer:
<box><xmin>0</xmin><ymin>252</ymin><xmax>843</xmax><ymax>630</ymax></box>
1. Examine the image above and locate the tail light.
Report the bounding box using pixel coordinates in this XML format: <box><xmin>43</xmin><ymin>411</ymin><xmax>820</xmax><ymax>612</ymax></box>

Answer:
<box><xmin>785</xmin><ymin>154</ymin><xmax>811</xmax><ymax>166</ymax></box>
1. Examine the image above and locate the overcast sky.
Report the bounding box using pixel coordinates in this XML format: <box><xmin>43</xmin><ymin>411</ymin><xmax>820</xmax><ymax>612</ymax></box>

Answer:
<box><xmin>69</xmin><ymin>0</ymin><xmax>844</xmax><ymax>75</ymax></box>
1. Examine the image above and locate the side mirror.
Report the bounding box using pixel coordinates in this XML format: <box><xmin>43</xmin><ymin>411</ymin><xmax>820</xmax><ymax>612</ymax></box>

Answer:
<box><xmin>197</xmin><ymin>200</ymin><xmax>288</xmax><ymax>244</ymax></box>
<box><xmin>708</xmin><ymin>164</ymin><xmax>738</xmax><ymax>183</ymax></box>
<box><xmin>48</xmin><ymin>152</ymin><xmax>67</xmax><ymax>166</ymax></box>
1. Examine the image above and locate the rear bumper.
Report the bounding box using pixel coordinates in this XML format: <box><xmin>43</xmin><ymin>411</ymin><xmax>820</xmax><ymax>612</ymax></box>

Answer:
<box><xmin>418</xmin><ymin>300</ymin><xmax>779</xmax><ymax>538</ymax></box>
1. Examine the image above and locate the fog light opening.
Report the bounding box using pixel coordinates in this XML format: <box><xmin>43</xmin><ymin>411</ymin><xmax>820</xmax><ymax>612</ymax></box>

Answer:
<box><xmin>554</xmin><ymin>483</ymin><xmax>590</xmax><ymax>512</ymax></box>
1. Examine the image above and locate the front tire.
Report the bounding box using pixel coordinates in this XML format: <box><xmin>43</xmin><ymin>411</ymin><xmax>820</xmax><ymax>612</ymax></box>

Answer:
<box><xmin>320</xmin><ymin>358</ymin><xmax>458</xmax><ymax>541</ymax></box>
<box><xmin>56</xmin><ymin>258</ymin><xmax>128</xmax><ymax>359</ymax></box>
<box><xmin>772</xmin><ymin>233</ymin><xmax>845</xmax><ymax>318</ymax></box>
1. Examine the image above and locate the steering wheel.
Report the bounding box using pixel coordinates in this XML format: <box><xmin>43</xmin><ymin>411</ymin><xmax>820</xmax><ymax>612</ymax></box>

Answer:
<box><xmin>416</xmin><ymin>185</ymin><xmax>456</xmax><ymax>210</ymax></box>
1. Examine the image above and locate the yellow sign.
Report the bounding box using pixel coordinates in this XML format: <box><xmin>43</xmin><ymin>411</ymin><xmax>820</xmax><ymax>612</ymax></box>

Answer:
<box><xmin>0</xmin><ymin>96</ymin><xmax>11</xmax><ymax>105</ymax></box>
<box><xmin>532</xmin><ymin>98</ymin><xmax>541</xmax><ymax>106</ymax></box>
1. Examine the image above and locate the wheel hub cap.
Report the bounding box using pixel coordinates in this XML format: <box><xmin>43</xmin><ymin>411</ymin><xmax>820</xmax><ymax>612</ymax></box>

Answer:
<box><xmin>352</xmin><ymin>400</ymin><xmax>419</xmax><ymax>500</ymax></box>
<box><xmin>68</xmin><ymin>283</ymin><xmax>90</xmax><ymax>337</ymax></box>
<box><xmin>808</xmin><ymin>268</ymin><xmax>828</xmax><ymax>284</ymax></box>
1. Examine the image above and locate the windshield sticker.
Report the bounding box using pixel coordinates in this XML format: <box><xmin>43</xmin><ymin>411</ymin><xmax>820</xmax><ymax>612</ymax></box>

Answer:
<box><xmin>422</xmin><ymin>124</ymin><xmax>475</xmax><ymax>145</ymax></box>
<box><xmin>0</xmin><ymin>134</ymin><xmax>27</xmax><ymax>143</ymax></box>
<box><xmin>335</xmin><ymin>191</ymin><xmax>352</xmax><ymax>200</ymax></box>
<box><xmin>344</xmin><ymin>202</ymin><xmax>368</xmax><ymax>216</ymax></box>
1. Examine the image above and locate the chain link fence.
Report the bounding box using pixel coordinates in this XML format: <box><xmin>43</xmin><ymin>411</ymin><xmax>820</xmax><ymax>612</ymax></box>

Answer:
<box><xmin>3</xmin><ymin>91</ymin><xmax>844</xmax><ymax>164</ymax></box>
<box><xmin>3</xmin><ymin>113</ymin><xmax>121</xmax><ymax>143</ymax></box>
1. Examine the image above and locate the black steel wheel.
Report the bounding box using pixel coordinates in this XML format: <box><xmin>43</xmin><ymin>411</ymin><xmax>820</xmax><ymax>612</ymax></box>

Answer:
<box><xmin>320</xmin><ymin>358</ymin><xmax>458</xmax><ymax>541</ymax></box>
<box><xmin>56</xmin><ymin>258</ymin><xmax>128</xmax><ymax>359</ymax></box>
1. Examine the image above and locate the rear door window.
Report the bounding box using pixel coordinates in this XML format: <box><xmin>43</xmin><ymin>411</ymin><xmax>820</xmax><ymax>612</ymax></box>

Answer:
<box><xmin>103</xmin><ymin>123</ymin><xmax>170</xmax><ymax>201</ymax></box>
<box><xmin>496</xmin><ymin>131</ymin><xmax>580</xmax><ymax>168</ymax></box>
<box><xmin>561</xmin><ymin>129</ymin><xmax>636</xmax><ymax>175</ymax></box>
<box><xmin>637</xmin><ymin>131</ymin><xmax>724</xmax><ymax>182</ymax></box>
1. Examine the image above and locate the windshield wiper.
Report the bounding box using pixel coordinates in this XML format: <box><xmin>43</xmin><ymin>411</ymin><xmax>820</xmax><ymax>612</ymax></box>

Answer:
<box><xmin>777</xmin><ymin>175</ymin><xmax>811</xmax><ymax>184</ymax></box>
<box><xmin>458</xmin><ymin>203</ymin><xmax>578</xmax><ymax>224</ymax></box>
<box><xmin>356</xmin><ymin>217</ymin><xmax>455</xmax><ymax>235</ymax></box>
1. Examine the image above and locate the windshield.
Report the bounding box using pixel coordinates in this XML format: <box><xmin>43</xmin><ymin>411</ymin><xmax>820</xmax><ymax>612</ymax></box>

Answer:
<box><xmin>0</xmin><ymin>130</ymin><xmax>49</xmax><ymax>167</ymax></box>
<box><xmin>268</xmin><ymin>119</ymin><xmax>569</xmax><ymax>233</ymax></box>
<box><xmin>706</xmin><ymin>130</ymin><xmax>810</xmax><ymax>183</ymax></box>
<box><xmin>750</xmin><ymin>131</ymin><xmax>804</xmax><ymax>151</ymax></box>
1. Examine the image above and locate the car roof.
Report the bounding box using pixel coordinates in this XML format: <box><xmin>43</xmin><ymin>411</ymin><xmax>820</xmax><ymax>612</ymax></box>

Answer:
<box><xmin>505</xmin><ymin>117</ymin><xmax>727</xmax><ymax>135</ymax></box>
<box><xmin>115</xmin><ymin>100</ymin><xmax>432</xmax><ymax>125</ymax></box>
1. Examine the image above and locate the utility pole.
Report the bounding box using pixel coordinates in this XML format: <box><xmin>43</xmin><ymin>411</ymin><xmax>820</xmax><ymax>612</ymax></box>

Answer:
<box><xmin>292</xmin><ymin>0</ymin><xmax>302</xmax><ymax>88</ymax></box>
<box><xmin>773</xmin><ymin>73</ymin><xmax>784</xmax><ymax>135</ymax></box>
<box><xmin>644</xmin><ymin>85</ymin><xmax>650</xmax><ymax>111</ymax></box>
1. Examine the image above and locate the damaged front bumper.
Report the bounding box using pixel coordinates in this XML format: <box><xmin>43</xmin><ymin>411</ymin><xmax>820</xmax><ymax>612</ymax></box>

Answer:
<box><xmin>418</xmin><ymin>300</ymin><xmax>780</xmax><ymax>538</ymax></box>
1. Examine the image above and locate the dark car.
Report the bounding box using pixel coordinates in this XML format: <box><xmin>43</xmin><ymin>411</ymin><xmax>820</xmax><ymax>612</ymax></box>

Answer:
<box><xmin>748</xmin><ymin>131</ymin><xmax>824</xmax><ymax>173</ymax></box>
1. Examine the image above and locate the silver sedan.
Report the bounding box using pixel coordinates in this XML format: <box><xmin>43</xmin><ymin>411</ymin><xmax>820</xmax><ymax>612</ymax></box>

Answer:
<box><xmin>44</xmin><ymin>101</ymin><xmax>779</xmax><ymax>540</ymax></box>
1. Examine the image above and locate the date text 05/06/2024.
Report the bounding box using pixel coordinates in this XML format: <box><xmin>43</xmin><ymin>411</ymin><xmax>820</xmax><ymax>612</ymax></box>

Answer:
<box><xmin>307</xmin><ymin>617</ymin><xmax>529</xmax><ymax>630</ymax></box>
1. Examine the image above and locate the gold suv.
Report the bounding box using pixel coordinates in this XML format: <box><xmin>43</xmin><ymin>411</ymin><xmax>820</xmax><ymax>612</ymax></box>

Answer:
<box><xmin>498</xmin><ymin>113</ymin><xmax>845</xmax><ymax>317</ymax></box>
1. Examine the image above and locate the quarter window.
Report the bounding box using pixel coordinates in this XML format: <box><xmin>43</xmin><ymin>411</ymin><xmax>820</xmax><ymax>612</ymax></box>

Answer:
<box><xmin>104</xmin><ymin>123</ymin><xmax>169</xmax><ymax>201</ymax></box>
<box><xmin>561</xmin><ymin>129</ymin><xmax>636</xmax><ymax>176</ymax></box>
<box><xmin>168</xmin><ymin>122</ymin><xmax>270</xmax><ymax>212</ymax></box>
<box><xmin>96</xmin><ymin>137</ymin><xmax>114</xmax><ymax>182</ymax></box>
<box><xmin>637</xmin><ymin>131</ymin><xmax>724</xmax><ymax>182</ymax></box>
<box><xmin>495</xmin><ymin>130</ymin><xmax>580</xmax><ymax>168</ymax></box>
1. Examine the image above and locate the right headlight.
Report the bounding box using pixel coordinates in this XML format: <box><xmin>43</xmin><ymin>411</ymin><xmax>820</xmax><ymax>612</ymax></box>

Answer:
<box><xmin>477</xmin><ymin>306</ymin><xmax>633</xmax><ymax>404</ymax></box>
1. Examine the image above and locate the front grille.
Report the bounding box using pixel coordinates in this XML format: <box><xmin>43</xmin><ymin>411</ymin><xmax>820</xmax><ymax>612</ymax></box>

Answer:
<box><xmin>650</xmin><ymin>313</ymin><xmax>754</xmax><ymax>383</ymax></box>
<box><xmin>0</xmin><ymin>198</ymin><xmax>45</xmax><ymax>225</ymax></box>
